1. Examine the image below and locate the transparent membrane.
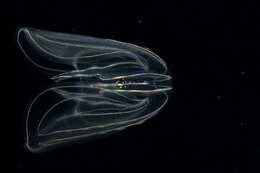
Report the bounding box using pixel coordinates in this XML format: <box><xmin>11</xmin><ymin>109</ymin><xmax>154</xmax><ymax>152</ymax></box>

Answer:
<box><xmin>17</xmin><ymin>27</ymin><xmax>173</xmax><ymax>153</ymax></box>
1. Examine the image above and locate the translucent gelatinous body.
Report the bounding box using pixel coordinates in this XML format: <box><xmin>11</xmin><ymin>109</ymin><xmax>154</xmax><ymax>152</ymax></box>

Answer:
<box><xmin>17</xmin><ymin>27</ymin><xmax>172</xmax><ymax>153</ymax></box>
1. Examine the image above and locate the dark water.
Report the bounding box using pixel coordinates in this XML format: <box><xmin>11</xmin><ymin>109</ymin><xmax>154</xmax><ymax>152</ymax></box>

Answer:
<box><xmin>7</xmin><ymin>0</ymin><xmax>259</xmax><ymax>172</ymax></box>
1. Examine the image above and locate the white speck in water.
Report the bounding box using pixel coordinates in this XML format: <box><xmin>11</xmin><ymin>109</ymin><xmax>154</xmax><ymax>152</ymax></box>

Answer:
<box><xmin>240</xmin><ymin>122</ymin><xmax>244</xmax><ymax>126</ymax></box>
<box><xmin>241</xmin><ymin>70</ymin><xmax>245</xmax><ymax>75</ymax></box>
<box><xmin>217</xmin><ymin>95</ymin><xmax>222</xmax><ymax>100</ymax></box>
<box><xmin>138</xmin><ymin>20</ymin><xmax>142</xmax><ymax>24</ymax></box>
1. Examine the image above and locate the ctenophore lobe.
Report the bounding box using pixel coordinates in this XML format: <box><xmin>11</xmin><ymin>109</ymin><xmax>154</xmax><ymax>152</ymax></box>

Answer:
<box><xmin>17</xmin><ymin>27</ymin><xmax>172</xmax><ymax>153</ymax></box>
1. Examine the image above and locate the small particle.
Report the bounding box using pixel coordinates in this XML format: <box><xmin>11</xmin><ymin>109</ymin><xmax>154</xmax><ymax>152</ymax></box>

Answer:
<box><xmin>217</xmin><ymin>95</ymin><xmax>222</xmax><ymax>100</ymax></box>
<box><xmin>240</xmin><ymin>122</ymin><xmax>244</xmax><ymax>126</ymax></box>
<box><xmin>233</xmin><ymin>169</ymin><xmax>238</xmax><ymax>173</ymax></box>
<box><xmin>72</xmin><ymin>27</ymin><xmax>77</xmax><ymax>32</ymax></box>
<box><xmin>138</xmin><ymin>20</ymin><xmax>142</xmax><ymax>24</ymax></box>
<box><xmin>241</xmin><ymin>70</ymin><xmax>245</xmax><ymax>75</ymax></box>
<box><xmin>113</xmin><ymin>153</ymin><xmax>119</xmax><ymax>159</ymax></box>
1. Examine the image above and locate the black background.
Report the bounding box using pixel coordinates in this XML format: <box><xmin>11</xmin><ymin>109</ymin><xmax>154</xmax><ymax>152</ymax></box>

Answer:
<box><xmin>7</xmin><ymin>0</ymin><xmax>259</xmax><ymax>172</ymax></box>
